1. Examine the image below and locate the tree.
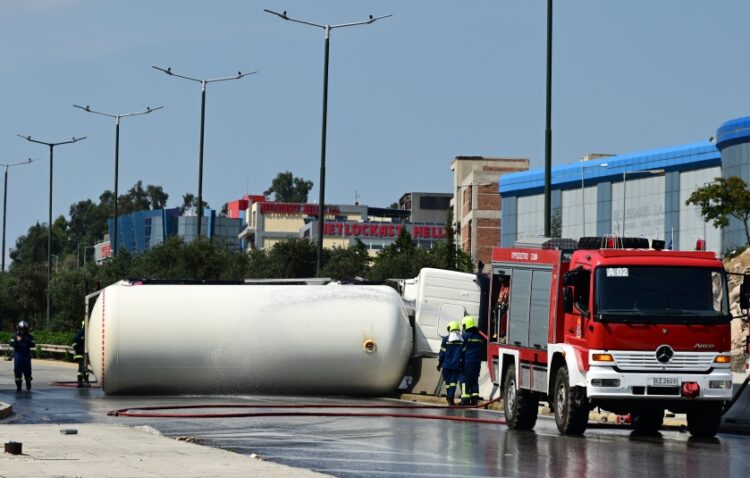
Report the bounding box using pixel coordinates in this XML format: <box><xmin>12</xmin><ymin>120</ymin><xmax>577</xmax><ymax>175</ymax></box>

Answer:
<box><xmin>323</xmin><ymin>239</ymin><xmax>370</xmax><ymax>280</ymax></box>
<box><xmin>10</xmin><ymin>222</ymin><xmax>63</xmax><ymax>268</ymax></box>
<box><xmin>146</xmin><ymin>185</ymin><xmax>169</xmax><ymax>210</ymax></box>
<box><xmin>180</xmin><ymin>193</ymin><xmax>210</xmax><ymax>214</ymax></box>
<box><xmin>132</xmin><ymin>236</ymin><xmax>248</xmax><ymax>281</ymax></box>
<box><xmin>369</xmin><ymin>228</ymin><xmax>427</xmax><ymax>280</ymax></box>
<box><xmin>264</xmin><ymin>171</ymin><xmax>313</xmax><ymax>203</ymax></box>
<box><xmin>118</xmin><ymin>180</ymin><xmax>151</xmax><ymax>214</ymax></box>
<box><xmin>687</xmin><ymin>176</ymin><xmax>750</xmax><ymax>246</ymax></box>
<box><xmin>247</xmin><ymin>239</ymin><xmax>319</xmax><ymax>279</ymax></box>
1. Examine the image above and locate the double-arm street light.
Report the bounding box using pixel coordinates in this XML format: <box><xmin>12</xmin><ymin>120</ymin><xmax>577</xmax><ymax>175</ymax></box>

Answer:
<box><xmin>580</xmin><ymin>162</ymin><xmax>607</xmax><ymax>237</ymax></box>
<box><xmin>73</xmin><ymin>105</ymin><xmax>164</xmax><ymax>256</ymax></box>
<box><xmin>152</xmin><ymin>66</ymin><xmax>255</xmax><ymax>239</ymax></box>
<box><xmin>264</xmin><ymin>8</ymin><xmax>392</xmax><ymax>276</ymax></box>
<box><xmin>1</xmin><ymin>158</ymin><xmax>33</xmax><ymax>272</ymax></box>
<box><xmin>18</xmin><ymin>134</ymin><xmax>86</xmax><ymax>329</ymax></box>
<box><xmin>73</xmin><ymin>104</ymin><xmax>163</xmax><ymax>256</ymax></box>
<box><xmin>621</xmin><ymin>169</ymin><xmax>665</xmax><ymax>237</ymax></box>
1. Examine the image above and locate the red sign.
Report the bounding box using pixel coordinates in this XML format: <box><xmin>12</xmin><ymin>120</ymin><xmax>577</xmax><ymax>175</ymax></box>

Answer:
<box><xmin>259</xmin><ymin>202</ymin><xmax>340</xmax><ymax>216</ymax></box>
<box><xmin>98</xmin><ymin>242</ymin><xmax>112</xmax><ymax>259</ymax></box>
<box><xmin>322</xmin><ymin>222</ymin><xmax>446</xmax><ymax>239</ymax></box>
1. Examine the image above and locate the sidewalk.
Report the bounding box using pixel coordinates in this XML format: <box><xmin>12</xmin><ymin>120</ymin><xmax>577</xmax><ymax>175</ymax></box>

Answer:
<box><xmin>0</xmin><ymin>421</ymin><xmax>330</xmax><ymax>478</ymax></box>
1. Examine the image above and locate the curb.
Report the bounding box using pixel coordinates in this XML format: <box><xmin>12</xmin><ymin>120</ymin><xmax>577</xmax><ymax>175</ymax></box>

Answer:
<box><xmin>0</xmin><ymin>401</ymin><xmax>12</xmax><ymax>419</ymax></box>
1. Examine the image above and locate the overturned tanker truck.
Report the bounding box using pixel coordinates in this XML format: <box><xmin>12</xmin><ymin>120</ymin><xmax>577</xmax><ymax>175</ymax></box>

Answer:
<box><xmin>84</xmin><ymin>268</ymin><xmax>481</xmax><ymax>396</ymax></box>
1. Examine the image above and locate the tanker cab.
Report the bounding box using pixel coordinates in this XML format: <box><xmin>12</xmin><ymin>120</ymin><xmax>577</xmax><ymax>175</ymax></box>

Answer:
<box><xmin>562</xmin><ymin>266</ymin><xmax>592</xmax><ymax>343</ymax></box>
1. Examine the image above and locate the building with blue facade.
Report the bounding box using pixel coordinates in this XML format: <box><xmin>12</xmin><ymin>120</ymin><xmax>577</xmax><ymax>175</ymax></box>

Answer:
<box><xmin>499</xmin><ymin>116</ymin><xmax>750</xmax><ymax>255</ymax></box>
<box><xmin>98</xmin><ymin>208</ymin><xmax>244</xmax><ymax>258</ymax></box>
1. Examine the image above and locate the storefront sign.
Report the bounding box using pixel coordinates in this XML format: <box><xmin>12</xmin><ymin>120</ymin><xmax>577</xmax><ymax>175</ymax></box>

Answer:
<box><xmin>322</xmin><ymin>222</ymin><xmax>446</xmax><ymax>239</ymax></box>
<box><xmin>259</xmin><ymin>202</ymin><xmax>340</xmax><ymax>216</ymax></box>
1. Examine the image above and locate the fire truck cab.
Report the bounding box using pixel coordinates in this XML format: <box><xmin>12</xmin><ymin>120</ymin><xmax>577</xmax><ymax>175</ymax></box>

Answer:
<box><xmin>488</xmin><ymin>236</ymin><xmax>741</xmax><ymax>437</ymax></box>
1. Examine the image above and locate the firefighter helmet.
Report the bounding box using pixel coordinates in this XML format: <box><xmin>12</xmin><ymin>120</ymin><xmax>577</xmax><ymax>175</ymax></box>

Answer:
<box><xmin>447</xmin><ymin>321</ymin><xmax>461</xmax><ymax>332</ymax></box>
<box><xmin>462</xmin><ymin>315</ymin><xmax>476</xmax><ymax>330</ymax></box>
<box><xmin>17</xmin><ymin>321</ymin><xmax>29</xmax><ymax>333</ymax></box>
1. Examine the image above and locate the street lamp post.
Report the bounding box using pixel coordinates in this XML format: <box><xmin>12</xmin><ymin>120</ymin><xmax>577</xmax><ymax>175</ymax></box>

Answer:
<box><xmin>543</xmin><ymin>0</ymin><xmax>553</xmax><ymax>237</ymax></box>
<box><xmin>621</xmin><ymin>169</ymin><xmax>665</xmax><ymax>237</ymax></box>
<box><xmin>82</xmin><ymin>245</ymin><xmax>96</xmax><ymax>267</ymax></box>
<box><xmin>73</xmin><ymin>104</ymin><xmax>163</xmax><ymax>256</ymax></box>
<box><xmin>18</xmin><ymin>134</ymin><xmax>86</xmax><ymax>329</ymax></box>
<box><xmin>152</xmin><ymin>66</ymin><xmax>254</xmax><ymax>239</ymax></box>
<box><xmin>1</xmin><ymin>158</ymin><xmax>33</xmax><ymax>272</ymax></box>
<box><xmin>264</xmin><ymin>9</ymin><xmax>392</xmax><ymax>276</ymax></box>
<box><xmin>580</xmin><ymin>162</ymin><xmax>607</xmax><ymax>237</ymax></box>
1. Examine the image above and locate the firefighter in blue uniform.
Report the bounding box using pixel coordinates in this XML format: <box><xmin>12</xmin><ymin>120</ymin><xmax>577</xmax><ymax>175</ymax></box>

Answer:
<box><xmin>10</xmin><ymin>321</ymin><xmax>36</xmax><ymax>392</ymax></box>
<box><xmin>71</xmin><ymin>322</ymin><xmax>88</xmax><ymax>388</ymax></box>
<box><xmin>437</xmin><ymin>321</ymin><xmax>463</xmax><ymax>406</ymax></box>
<box><xmin>461</xmin><ymin>314</ymin><xmax>483</xmax><ymax>405</ymax></box>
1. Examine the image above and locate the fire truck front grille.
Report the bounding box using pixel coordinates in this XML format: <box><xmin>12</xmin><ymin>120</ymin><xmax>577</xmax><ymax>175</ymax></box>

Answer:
<box><xmin>611</xmin><ymin>351</ymin><xmax>715</xmax><ymax>372</ymax></box>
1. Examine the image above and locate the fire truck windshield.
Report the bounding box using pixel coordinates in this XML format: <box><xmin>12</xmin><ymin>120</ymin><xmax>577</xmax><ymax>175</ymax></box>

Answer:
<box><xmin>594</xmin><ymin>266</ymin><xmax>730</xmax><ymax>324</ymax></box>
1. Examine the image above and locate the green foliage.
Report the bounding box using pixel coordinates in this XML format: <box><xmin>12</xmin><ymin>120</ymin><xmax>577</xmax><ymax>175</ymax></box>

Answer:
<box><xmin>369</xmin><ymin>228</ymin><xmax>425</xmax><ymax>280</ymax></box>
<box><xmin>247</xmin><ymin>239</ymin><xmax>319</xmax><ymax>278</ymax></box>
<box><xmin>323</xmin><ymin>239</ymin><xmax>370</xmax><ymax>280</ymax></box>
<box><xmin>264</xmin><ymin>171</ymin><xmax>313</xmax><ymax>203</ymax></box>
<box><xmin>131</xmin><ymin>237</ymin><xmax>249</xmax><ymax>280</ymax></box>
<box><xmin>180</xmin><ymin>193</ymin><xmax>209</xmax><ymax>214</ymax></box>
<box><xmin>687</xmin><ymin>176</ymin><xmax>750</xmax><ymax>246</ymax></box>
<box><xmin>50</xmin><ymin>268</ymin><xmax>89</xmax><ymax>331</ymax></box>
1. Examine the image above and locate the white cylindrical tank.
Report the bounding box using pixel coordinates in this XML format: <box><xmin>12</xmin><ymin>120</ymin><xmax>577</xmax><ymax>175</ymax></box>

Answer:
<box><xmin>86</xmin><ymin>281</ymin><xmax>412</xmax><ymax>395</ymax></box>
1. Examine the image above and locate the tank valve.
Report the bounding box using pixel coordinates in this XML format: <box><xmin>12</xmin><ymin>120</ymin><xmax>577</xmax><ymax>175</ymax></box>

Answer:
<box><xmin>363</xmin><ymin>339</ymin><xmax>377</xmax><ymax>353</ymax></box>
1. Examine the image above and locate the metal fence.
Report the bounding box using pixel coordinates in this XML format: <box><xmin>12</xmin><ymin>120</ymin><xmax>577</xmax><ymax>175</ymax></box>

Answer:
<box><xmin>0</xmin><ymin>343</ymin><xmax>73</xmax><ymax>355</ymax></box>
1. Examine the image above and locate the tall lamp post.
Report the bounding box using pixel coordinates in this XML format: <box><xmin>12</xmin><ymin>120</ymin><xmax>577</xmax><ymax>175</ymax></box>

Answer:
<box><xmin>152</xmin><ymin>66</ymin><xmax>254</xmax><ymax>239</ymax></box>
<box><xmin>73</xmin><ymin>104</ymin><xmax>163</xmax><ymax>256</ymax></box>
<box><xmin>580</xmin><ymin>162</ymin><xmax>607</xmax><ymax>237</ymax></box>
<box><xmin>1</xmin><ymin>158</ymin><xmax>33</xmax><ymax>272</ymax></box>
<box><xmin>264</xmin><ymin>9</ymin><xmax>392</xmax><ymax>276</ymax></box>
<box><xmin>18</xmin><ymin>134</ymin><xmax>86</xmax><ymax>329</ymax></box>
<box><xmin>543</xmin><ymin>0</ymin><xmax>553</xmax><ymax>237</ymax></box>
<box><xmin>621</xmin><ymin>169</ymin><xmax>665</xmax><ymax>237</ymax></box>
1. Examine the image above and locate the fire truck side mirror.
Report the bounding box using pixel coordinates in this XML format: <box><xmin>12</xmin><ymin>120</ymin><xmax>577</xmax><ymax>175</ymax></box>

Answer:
<box><xmin>740</xmin><ymin>279</ymin><xmax>750</xmax><ymax>310</ymax></box>
<box><xmin>562</xmin><ymin>287</ymin><xmax>573</xmax><ymax>313</ymax></box>
<box><xmin>563</xmin><ymin>270</ymin><xmax>576</xmax><ymax>286</ymax></box>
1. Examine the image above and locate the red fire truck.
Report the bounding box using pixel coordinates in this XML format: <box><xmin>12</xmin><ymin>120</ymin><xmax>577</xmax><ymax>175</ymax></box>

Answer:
<box><xmin>487</xmin><ymin>236</ymin><xmax>744</xmax><ymax>437</ymax></box>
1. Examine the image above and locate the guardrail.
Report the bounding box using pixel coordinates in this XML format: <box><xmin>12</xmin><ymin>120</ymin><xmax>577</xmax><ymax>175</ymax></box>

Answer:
<box><xmin>0</xmin><ymin>343</ymin><xmax>73</xmax><ymax>355</ymax></box>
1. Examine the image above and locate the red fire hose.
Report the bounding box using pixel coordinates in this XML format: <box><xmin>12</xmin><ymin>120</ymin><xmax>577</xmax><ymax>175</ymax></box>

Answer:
<box><xmin>107</xmin><ymin>397</ymin><xmax>507</xmax><ymax>425</ymax></box>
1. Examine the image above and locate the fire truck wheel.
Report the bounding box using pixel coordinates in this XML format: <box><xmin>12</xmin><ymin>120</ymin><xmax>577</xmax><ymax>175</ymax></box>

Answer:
<box><xmin>631</xmin><ymin>408</ymin><xmax>664</xmax><ymax>435</ymax></box>
<box><xmin>553</xmin><ymin>366</ymin><xmax>589</xmax><ymax>435</ymax></box>
<box><xmin>686</xmin><ymin>403</ymin><xmax>723</xmax><ymax>438</ymax></box>
<box><xmin>503</xmin><ymin>363</ymin><xmax>538</xmax><ymax>430</ymax></box>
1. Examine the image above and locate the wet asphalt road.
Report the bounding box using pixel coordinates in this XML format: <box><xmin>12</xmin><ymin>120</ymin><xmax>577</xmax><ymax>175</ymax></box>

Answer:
<box><xmin>2</xmin><ymin>361</ymin><xmax>750</xmax><ymax>478</ymax></box>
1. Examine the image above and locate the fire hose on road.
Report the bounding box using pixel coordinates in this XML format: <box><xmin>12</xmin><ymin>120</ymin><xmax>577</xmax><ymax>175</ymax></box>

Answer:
<box><xmin>107</xmin><ymin>397</ymin><xmax>507</xmax><ymax>425</ymax></box>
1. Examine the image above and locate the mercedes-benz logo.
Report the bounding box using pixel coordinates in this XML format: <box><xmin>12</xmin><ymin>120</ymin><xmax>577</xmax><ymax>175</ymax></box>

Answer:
<box><xmin>656</xmin><ymin>345</ymin><xmax>674</xmax><ymax>364</ymax></box>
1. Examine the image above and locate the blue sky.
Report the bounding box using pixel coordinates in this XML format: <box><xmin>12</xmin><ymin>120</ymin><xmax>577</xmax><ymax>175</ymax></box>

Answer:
<box><xmin>1</xmin><ymin>0</ymin><xmax>749</xmax><ymax>264</ymax></box>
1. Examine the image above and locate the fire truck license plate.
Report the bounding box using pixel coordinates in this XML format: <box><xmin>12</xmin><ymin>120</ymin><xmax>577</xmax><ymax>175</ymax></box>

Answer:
<box><xmin>650</xmin><ymin>377</ymin><xmax>679</xmax><ymax>386</ymax></box>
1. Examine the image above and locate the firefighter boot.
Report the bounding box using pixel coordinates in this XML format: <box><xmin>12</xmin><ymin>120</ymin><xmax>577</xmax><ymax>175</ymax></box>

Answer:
<box><xmin>15</xmin><ymin>379</ymin><xmax>22</xmax><ymax>392</ymax></box>
<box><xmin>25</xmin><ymin>379</ymin><xmax>31</xmax><ymax>391</ymax></box>
<box><xmin>77</xmin><ymin>376</ymin><xmax>84</xmax><ymax>388</ymax></box>
<box><xmin>447</xmin><ymin>396</ymin><xmax>456</xmax><ymax>407</ymax></box>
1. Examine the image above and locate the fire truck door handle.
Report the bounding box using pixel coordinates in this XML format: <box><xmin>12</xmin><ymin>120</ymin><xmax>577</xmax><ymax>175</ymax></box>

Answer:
<box><xmin>513</xmin><ymin>341</ymin><xmax>522</xmax><ymax>346</ymax></box>
<box><xmin>533</xmin><ymin>344</ymin><xmax>542</xmax><ymax>349</ymax></box>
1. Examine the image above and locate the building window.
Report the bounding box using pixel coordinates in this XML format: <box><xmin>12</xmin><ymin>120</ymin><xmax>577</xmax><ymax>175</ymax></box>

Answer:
<box><xmin>419</xmin><ymin>196</ymin><xmax>451</xmax><ymax>210</ymax></box>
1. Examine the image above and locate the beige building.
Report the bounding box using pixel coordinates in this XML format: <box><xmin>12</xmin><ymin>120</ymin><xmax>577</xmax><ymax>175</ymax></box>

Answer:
<box><xmin>237</xmin><ymin>199</ymin><xmax>447</xmax><ymax>254</ymax></box>
<box><xmin>451</xmin><ymin>156</ymin><xmax>530</xmax><ymax>270</ymax></box>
